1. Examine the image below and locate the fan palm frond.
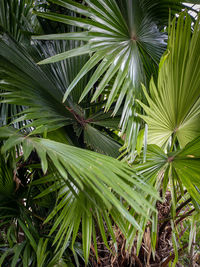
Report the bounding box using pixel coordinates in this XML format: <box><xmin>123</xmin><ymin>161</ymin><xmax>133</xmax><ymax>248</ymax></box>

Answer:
<box><xmin>138</xmin><ymin>13</ymin><xmax>200</xmax><ymax>148</ymax></box>
<box><xmin>33</xmin><ymin>0</ymin><xmax>199</xmax><ymax>159</ymax></box>
<box><xmin>33</xmin><ymin>0</ymin><xmax>169</xmax><ymax>159</ymax></box>
<box><xmin>0</xmin><ymin>125</ymin><xmax>159</xmax><ymax>263</ymax></box>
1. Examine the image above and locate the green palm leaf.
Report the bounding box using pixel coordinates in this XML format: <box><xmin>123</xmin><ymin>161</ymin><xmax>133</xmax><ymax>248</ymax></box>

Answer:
<box><xmin>0</xmin><ymin>34</ymin><xmax>74</xmax><ymax>132</ymax></box>
<box><xmin>0</xmin><ymin>0</ymin><xmax>41</xmax><ymax>128</ymax></box>
<box><xmin>0</xmin><ymin>126</ymin><xmax>158</xmax><ymax>219</ymax></box>
<box><xmin>34</xmin><ymin>0</ymin><xmax>199</xmax><ymax>159</ymax></box>
<box><xmin>34</xmin><ymin>0</ymin><xmax>169</xmax><ymax>158</ymax></box>
<box><xmin>0</xmin><ymin>31</ymin><xmax>122</xmax><ymax>155</ymax></box>
<box><xmin>137</xmin><ymin>136</ymin><xmax>200</xmax><ymax>203</ymax></box>
<box><xmin>33</xmin><ymin>182</ymin><xmax>117</xmax><ymax>265</ymax></box>
<box><xmin>173</xmin><ymin>136</ymin><xmax>200</xmax><ymax>202</ymax></box>
<box><xmin>0</xmin><ymin>0</ymin><xmax>40</xmax><ymax>42</ymax></box>
<box><xmin>138</xmin><ymin>13</ymin><xmax>200</xmax><ymax>148</ymax></box>
<box><xmin>0</xmin><ymin>154</ymin><xmax>15</xmax><ymax>198</ymax></box>
<box><xmin>0</xmin><ymin>126</ymin><xmax>159</xmax><ymax>263</ymax></box>
<box><xmin>132</xmin><ymin>135</ymin><xmax>200</xmax><ymax>254</ymax></box>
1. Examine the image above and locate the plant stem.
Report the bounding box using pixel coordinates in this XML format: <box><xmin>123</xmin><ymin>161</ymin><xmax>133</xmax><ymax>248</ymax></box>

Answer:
<box><xmin>169</xmin><ymin>133</ymin><xmax>177</xmax><ymax>152</ymax></box>
<box><xmin>160</xmin><ymin>243</ymin><xmax>188</xmax><ymax>267</ymax></box>
<box><xmin>159</xmin><ymin>198</ymin><xmax>192</xmax><ymax>235</ymax></box>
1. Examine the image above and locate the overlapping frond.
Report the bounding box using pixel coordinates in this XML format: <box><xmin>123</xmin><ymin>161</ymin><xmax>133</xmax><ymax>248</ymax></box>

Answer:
<box><xmin>132</xmin><ymin>135</ymin><xmax>200</xmax><ymax>254</ymax></box>
<box><xmin>0</xmin><ymin>0</ymin><xmax>41</xmax><ymax>127</ymax></box>
<box><xmin>0</xmin><ymin>126</ymin><xmax>159</xmax><ymax>263</ymax></box>
<box><xmin>0</xmin><ymin>31</ymin><xmax>122</xmax><ymax>155</ymax></box>
<box><xmin>34</xmin><ymin>0</ymin><xmax>170</xmax><ymax>159</ymax></box>
<box><xmin>0</xmin><ymin>0</ymin><xmax>40</xmax><ymax>42</ymax></box>
<box><xmin>34</xmin><ymin>0</ymin><xmax>199</xmax><ymax>159</ymax></box>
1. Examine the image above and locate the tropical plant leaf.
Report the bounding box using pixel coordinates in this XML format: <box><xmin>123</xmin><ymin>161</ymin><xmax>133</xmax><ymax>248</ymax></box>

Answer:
<box><xmin>83</xmin><ymin>124</ymin><xmax>121</xmax><ymax>157</ymax></box>
<box><xmin>34</xmin><ymin>0</ymin><xmax>199</xmax><ymax>159</ymax></box>
<box><xmin>0</xmin><ymin>154</ymin><xmax>15</xmax><ymax>197</ymax></box>
<box><xmin>0</xmin><ymin>126</ymin><xmax>160</xmax><ymax>264</ymax></box>
<box><xmin>173</xmin><ymin>136</ymin><xmax>200</xmax><ymax>202</ymax></box>
<box><xmin>138</xmin><ymin>13</ymin><xmax>200</xmax><ymax>148</ymax></box>
<box><xmin>34</xmin><ymin>0</ymin><xmax>170</xmax><ymax>158</ymax></box>
<box><xmin>0</xmin><ymin>30</ymin><xmax>122</xmax><ymax>153</ymax></box>
<box><xmin>130</xmin><ymin>135</ymin><xmax>200</xmax><ymax>259</ymax></box>
<box><xmin>0</xmin><ymin>0</ymin><xmax>40</xmax><ymax>42</ymax></box>
<box><xmin>0</xmin><ymin>0</ymin><xmax>41</xmax><ymax>128</ymax></box>
<box><xmin>0</xmin><ymin>34</ymin><xmax>75</xmax><ymax>133</ymax></box>
<box><xmin>0</xmin><ymin>126</ymin><xmax>159</xmax><ymax>219</ymax></box>
<box><xmin>136</xmin><ymin>137</ymin><xmax>200</xmax><ymax>218</ymax></box>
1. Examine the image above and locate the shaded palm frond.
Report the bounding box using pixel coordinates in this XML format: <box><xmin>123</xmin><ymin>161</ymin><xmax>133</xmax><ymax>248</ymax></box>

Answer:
<box><xmin>0</xmin><ymin>0</ymin><xmax>41</xmax><ymax>42</ymax></box>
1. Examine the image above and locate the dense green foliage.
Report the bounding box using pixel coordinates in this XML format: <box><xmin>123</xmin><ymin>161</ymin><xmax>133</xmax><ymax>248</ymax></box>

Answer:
<box><xmin>0</xmin><ymin>0</ymin><xmax>200</xmax><ymax>266</ymax></box>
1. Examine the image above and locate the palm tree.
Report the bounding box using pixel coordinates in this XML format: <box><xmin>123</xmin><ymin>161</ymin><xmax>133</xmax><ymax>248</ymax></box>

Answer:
<box><xmin>0</xmin><ymin>0</ymin><xmax>200</xmax><ymax>266</ymax></box>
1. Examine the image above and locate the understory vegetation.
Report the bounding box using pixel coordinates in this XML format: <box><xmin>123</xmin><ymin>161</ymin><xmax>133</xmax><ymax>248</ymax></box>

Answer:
<box><xmin>0</xmin><ymin>0</ymin><xmax>200</xmax><ymax>266</ymax></box>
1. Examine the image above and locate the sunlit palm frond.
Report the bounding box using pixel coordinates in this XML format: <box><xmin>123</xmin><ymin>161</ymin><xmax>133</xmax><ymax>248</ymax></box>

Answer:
<box><xmin>0</xmin><ymin>126</ymin><xmax>159</xmax><ymax>221</ymax></box>
<box><xmin>138</xmin><ymin>13</ymin><xmax>200</xmax><ymax>148</ymax></box>
<box><xmin>34</xmin><ymin>0</ymin><xmax>198</xmax><ymax>159</ymax></box>
<box><xmin>0</xmin><ymin>125</ymin><xmax>159</xmax><ymax>263</ymax></box>
<box><xmin>34</xmin><ymin>0</ymin><xmax>169</xmax><ymax>159</ymax></box>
